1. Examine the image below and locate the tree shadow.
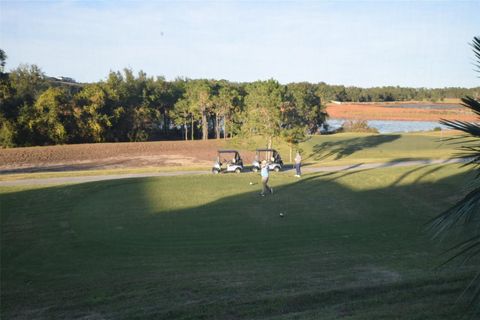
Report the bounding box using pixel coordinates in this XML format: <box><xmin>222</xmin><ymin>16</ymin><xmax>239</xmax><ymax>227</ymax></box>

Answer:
<box><xmin>388</xmin><ymin>165</ymin><xmax>446</xmax><ymax>187</ymax></box>
<box><xmin>1</xmin><ymin>165</ymin><xmax>477</xmax><ymax>319</ymax></box>
<box><xmin>307</xmin><ymin>134</ymin><xmax>401</xmax><ymax>162</ymax></box>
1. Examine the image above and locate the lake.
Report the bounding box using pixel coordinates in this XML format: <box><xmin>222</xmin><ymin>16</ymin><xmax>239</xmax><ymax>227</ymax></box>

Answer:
<box><xmin>326</xmin><ymin>119</ymin><xmax>449</xmax><ymax>134</ymax></box>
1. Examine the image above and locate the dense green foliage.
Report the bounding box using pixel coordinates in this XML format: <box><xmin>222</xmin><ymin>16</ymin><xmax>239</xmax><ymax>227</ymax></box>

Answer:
<box><xmin>1</xmin><ymin>165</ymin><xmax>478</xmax><ymax>319</ymax></box>
<box><xmin>0</xmin><ymin>53</ymin><xmax>327</xmax><ymax>148</ymax></box>
<box><xmin>316</xmin><ymin>82</ymin><xmax>478</xmax><ymax>103</ymax></box>
<box><xmin>1</xmin><ymin>50</ymin><xmax>479</xmax><ymax>148</ymax></box>
<box><xmin>336</xmin><ymin>120</ymin><xmax>379</xmax><ymax>134</ymax></box>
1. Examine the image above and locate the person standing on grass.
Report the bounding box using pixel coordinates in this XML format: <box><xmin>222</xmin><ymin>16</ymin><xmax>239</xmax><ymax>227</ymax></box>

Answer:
<box><xmin>260</xmin><ymin>160</ymin><xmax>273</xmax><ymax>196</ymax></box>
<box><xmin>294</xmin><ymin>151</ymin><xmax>302</xmax><ymax>177</ymax></box>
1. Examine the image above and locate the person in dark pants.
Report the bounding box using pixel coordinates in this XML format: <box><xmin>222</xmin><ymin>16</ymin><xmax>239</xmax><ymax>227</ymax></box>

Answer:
<box><xmin>260</xmin><ymin>160</ymin><xmax>273</xmax><ymax>196</ymax></box>
<box><xmin>294</xmin><ymin>151</ymin><xmax>302</xmax><ymax>177</ymax></box>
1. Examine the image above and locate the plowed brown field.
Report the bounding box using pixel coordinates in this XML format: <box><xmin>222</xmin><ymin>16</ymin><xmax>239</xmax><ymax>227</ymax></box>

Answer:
<box><xmin>326</xmin><ymin>103</ymin><xmax>477</xmax><ymax>122</ymax></box>
<box><xmin>0</xmin><ymin>140</ymin><xmax>255</xmax><ymax>174</ymax></box>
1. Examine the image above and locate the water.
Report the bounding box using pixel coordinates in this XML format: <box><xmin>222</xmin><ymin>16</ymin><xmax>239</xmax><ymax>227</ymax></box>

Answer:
<box><xmin>326</xmin><ymin>119</ymin><xmax>448</xmax><ymax>134</ymax></box>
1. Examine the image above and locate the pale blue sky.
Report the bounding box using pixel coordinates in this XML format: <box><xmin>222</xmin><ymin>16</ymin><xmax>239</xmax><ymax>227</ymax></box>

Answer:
<box><xmin>0</xmin><ymin>0</ymin><xmax>478</xmax><ymax>87</ymax></box>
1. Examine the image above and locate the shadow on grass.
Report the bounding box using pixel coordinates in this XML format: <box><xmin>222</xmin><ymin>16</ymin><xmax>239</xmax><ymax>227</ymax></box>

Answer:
<box><xmin>388</xmin><ymin>165</ymin><xmax>447</xmax><ymax>187</ymax></box>
<box><xmin>306</xmin><ymin>134</ymin><xmax>401</xmax><ymax>163</ymax></box>
<box><xmin>0</xmin><ymin>165</ymin><xmax>477</xmax><ymax>319</ymax></box>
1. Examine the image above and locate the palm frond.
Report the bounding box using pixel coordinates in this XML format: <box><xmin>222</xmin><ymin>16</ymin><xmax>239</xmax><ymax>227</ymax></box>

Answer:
<box><xmin>429</xmin><ymin>35</ymin><xmax>480</xmax><ymax>307</ymax></box>
<box><xmin>438</xmin><ymin>235</ymin><xmax>480</xmax><ymax>267</ymax></box>
<box><xmin>459</xmin><ymin>271</ymin><xmax>480</xmax><ymax>308</ymax></box>
<box><xmin>439</xmin><ymin>120</ymin><xmax>480</xmax><ymax>137</ymax></box>
<box><xmin>472</xmin><ymin>36</ymin><xmax>480</xmax><ymax>74</ymax></box>
<box><xmin>429</xmin><ymin>185</ymin><xmax>480</xmax><ymax>237</ymax></box>
<box><xmin>471</xmin><ymin>272</ymin><xmax>480</xmax><ymax>308</ymax></box>
<box><xmin>439</xmin><ymin>84</ymin><xmax>480</xmax><ymax>170</ymax></box>
<box><xmin>462</xmin><ymin>96</ymin><xmax>480</xmax><ymax>114</ymax></box>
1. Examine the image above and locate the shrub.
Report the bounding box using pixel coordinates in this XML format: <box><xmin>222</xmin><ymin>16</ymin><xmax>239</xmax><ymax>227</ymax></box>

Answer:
<box><xmin>0</xmin><ymin>117</ymin><xmax>16</xmax><ymax>148</ymax></box>
<box><xmin>338</xmin><ymin>120</ymin><xmax>378</xmax><ymax>133</ymax></box>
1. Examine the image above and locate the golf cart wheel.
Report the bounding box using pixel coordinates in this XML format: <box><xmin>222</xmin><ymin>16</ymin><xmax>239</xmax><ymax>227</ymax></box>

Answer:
<box><xmin>212</xmin><ymin>169</ymin><xmax>219</xmax><ymax>174</ymax></box>
<box><xmin>252</xmin><ymin>167</ymin><xmax>258</xmax><ymax>172</ymax></box>
<box><xmin>274</xmin><ymin>166</ymin><xmax>280</xmax><ymax>172</ymax></box>
<box><xmin>235</xmin><ymin>168</ymin><xmax>241</xmax><ymax>174</ymax></box>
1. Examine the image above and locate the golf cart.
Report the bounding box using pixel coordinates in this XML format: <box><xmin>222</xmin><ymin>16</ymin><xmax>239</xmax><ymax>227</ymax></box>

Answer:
<box><xmin>252</xmin><ymin>149</ymin><xmax>284</xmax><ymax>172</ymax></box>
<box><xmin>212</xmin><ymin>150</ymin><xmax>244</xmax><ymax>174</ymax></box>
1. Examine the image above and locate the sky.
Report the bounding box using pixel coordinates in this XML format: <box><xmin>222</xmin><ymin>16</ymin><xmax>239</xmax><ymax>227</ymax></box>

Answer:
<box><xmin>0</xmin><ymin>0</ymin><xmax>479</xmax><ymax>88</ymax></box>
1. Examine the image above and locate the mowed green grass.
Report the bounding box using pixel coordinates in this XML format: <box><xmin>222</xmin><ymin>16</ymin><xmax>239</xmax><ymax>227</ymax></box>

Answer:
<box><xmin>299</xmin><ymin>132</ymin><xmax>472</xmax><ymax>166</ymax></box>
<box><xmin>1</xmin><ymin>164</ymin><xmax>478</xmax><ymax>319</ymax></box>
<box><xmin>227</xmin><ymin>131</ymin><xmax>473</xmax><ymax>168</ymax></box>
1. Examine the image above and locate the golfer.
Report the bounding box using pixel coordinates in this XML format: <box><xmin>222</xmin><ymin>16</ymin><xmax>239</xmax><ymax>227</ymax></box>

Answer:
<box><xmin>294</xmin><ymin>151</ymin><xmax>302</xmax><ymax>177</ymax></box>
<box><xmin>260</xmin><ymin>160</ymin><xmax>273</xmax><ymax>196</ymax></box>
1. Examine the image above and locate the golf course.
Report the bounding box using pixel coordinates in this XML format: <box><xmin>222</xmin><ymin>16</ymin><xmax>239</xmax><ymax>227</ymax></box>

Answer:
<box><xmin>2</xmin><ymin>1</ymin><xmax>479</xmax><ymax>318</ymax></box>
<box><xmin>1</xmin><ymin>132</ymin><xmax>478</xmax><ymax>319</ymax></box>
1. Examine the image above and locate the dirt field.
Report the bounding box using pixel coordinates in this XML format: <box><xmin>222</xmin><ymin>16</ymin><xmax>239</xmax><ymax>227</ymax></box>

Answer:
<box><xmin>0</xmin><ymin>140</ymin><xmax>257</xmax><ymax>174</ymax></box>
<box><xmin>326</xmin><ymin>102</ymin><xmax>477</xmax><ymax>122</ymax></box>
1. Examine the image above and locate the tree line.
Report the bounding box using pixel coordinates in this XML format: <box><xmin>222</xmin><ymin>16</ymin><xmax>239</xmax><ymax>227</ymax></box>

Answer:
<box><xmin>318</xmin><ymin>83</ymin><xmax>479</xmax><ymax>103</ymax></box>
<box><xmin>1</xmin><ymin>50</ymin><xmax>479</xmax><ymax>148</ymax></box>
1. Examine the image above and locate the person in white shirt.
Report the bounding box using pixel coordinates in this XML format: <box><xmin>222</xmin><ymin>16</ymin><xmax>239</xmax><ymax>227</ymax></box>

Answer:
<box><xmin>260</xmin><ymin>160</ymin><xmax>273</xmax><ymax>196</ymax></box>
<box><xmin>294</xmin><ymin>152</ymin><xmax>302</xmax><ymax>177</ymax></box>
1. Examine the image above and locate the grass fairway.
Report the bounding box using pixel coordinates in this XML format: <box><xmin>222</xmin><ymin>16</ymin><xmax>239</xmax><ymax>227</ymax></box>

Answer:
<box><xmin>1</xmin><ymin>164</ymin><xmax>478</xmax><ymax>319</ymax></box>
<box><xmin>300</xmin><ymin>132</ymin><xmax>470</xmax><ymax>166</ymax></box>
<box><xmin>227</xmin><ymin>131</ymin><xmax>472</xmax><ymax>168</ymax></box>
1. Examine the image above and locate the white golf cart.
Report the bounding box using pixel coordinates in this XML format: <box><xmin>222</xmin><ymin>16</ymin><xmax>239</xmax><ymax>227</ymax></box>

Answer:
<box><xmin>251</xmin><ymin>149</ymin><xmax>284</xmax><ymax>172</ymax></box>
<box><xmin>212</xmin><ymin>150</ymin><xmax>244</xmax><ymax>174</ymax></box>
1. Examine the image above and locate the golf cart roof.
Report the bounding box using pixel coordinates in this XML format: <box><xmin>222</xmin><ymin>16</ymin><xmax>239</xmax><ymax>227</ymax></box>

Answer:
<box><xmin>256</xmin><ymin>149</ymin><xmax>278</xmax><ymax>152</ymax></box>
<box><xmin>217</xmin><ymin>149</ymin><xmax>240</xmax><ymax>154</ymax></box>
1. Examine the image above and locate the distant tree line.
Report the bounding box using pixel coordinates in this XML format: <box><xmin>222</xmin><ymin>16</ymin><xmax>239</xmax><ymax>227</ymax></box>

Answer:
<box><xmin>1</xmin><ymin>50</ymin><xmax>479</xmax><ymax>148</ymax></box>
<box><xmin>316</xmin><ymin>82</ymin><xmax>479</xmax><ymax>103</ymax></box>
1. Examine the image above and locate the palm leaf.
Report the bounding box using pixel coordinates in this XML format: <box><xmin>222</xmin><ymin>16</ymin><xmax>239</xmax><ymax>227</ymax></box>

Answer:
<box><xmin>440</xmin><ymin>120</ymin><xmax>480</xmax><ymax>137</ymax></box>
<box><xmin>472</xmin><ymin>36</ymin><xmax>480</xmax><ymax>74</ymax></box>
<box><xmin>429</xmin><ymin>36</ymin><xmax>480</xmax><ymax>306</ymax></box>
<box><xmin>439</xmin><ymin>235</ymin><xmax>480</xmax><ymax>266</ymax></box>
<box><xmin>429</xmin><ymin>185</ymin><xmax>480</xmax><ymax>236</ymax></box>
<box><xmin>461</xmin><ymin>96</ymin><xmax>480</xmax><ymax>115</ymax></box>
